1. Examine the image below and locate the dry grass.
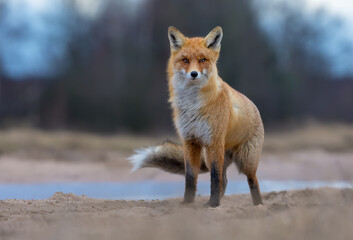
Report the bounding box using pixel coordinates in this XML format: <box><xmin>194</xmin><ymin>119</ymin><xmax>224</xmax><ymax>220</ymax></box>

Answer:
<box><xmin>0</xmin><ymin>123</ymin><xmax>352</xmax><ymax>157</ymax></box>
<box><xmin>264</xmin><ymin>123</ymin><xmax>353</xmax><ymax>152</ymax></box>
<box><xmin>0</xmin><ymin>128</ymin><xmax>171</xmax><ymax>154</ymax></box>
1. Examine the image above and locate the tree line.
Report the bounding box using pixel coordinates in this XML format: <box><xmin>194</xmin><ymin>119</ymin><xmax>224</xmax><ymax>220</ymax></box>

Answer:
<box><xmin>0</xmin><ymin>0</ymin><xmax>352</xmax><ymax>132</ymax></box>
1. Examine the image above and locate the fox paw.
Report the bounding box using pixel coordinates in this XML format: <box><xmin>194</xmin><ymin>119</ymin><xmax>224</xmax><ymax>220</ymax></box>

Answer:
<box><xmin>181</xmin><ymin>199</ymin><xmax>194</xmax><ymax>205</ymax></box>
<box><xmin>204</xmin><ymin>200</ymin><xmax>220</xmax><ymax>208</ymax></box>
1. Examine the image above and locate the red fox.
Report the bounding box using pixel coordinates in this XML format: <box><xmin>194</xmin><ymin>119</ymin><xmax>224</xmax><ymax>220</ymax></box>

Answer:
<box><xmin>129</xmin><ymin>26</ymin><xmax>264</xmax><ymax>207</ymax></box>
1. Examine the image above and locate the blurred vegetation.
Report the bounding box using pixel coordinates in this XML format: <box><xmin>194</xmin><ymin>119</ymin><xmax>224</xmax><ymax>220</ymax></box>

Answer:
<box><xmin>0</xmin><ymin>128</ymin><xmax>167</xmax><ymax>154</ymax></box>
<box><xmin>0</xmin><ymin>123</ymin><xmax>352</xmax><ymax>157</ymax></box>
<box><xmin>0</xmin><ymin>0</ymin><xmax>352</xmax><ymax>133</ymax></box>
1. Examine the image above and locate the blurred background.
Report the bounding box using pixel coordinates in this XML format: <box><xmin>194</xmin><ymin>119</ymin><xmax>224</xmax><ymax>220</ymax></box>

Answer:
<box><xmin>0</xmin><ymin>0</ymin><xmax>352</xmax><ymax>133</ymax></box>
<box><xmin>1</xmin><ymin>1</ymin><xmax>353</xmax><ymax>238</ymax></box>
<box><xmin>0</xmin><ymin>0</ymin><xmax>352</xmax><ymax>187</ymax></box>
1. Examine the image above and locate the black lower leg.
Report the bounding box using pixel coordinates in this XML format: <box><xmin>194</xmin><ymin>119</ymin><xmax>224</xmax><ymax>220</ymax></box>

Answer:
<box><xmin>221</xmin><ymin>167</ymin><xmax>228</xmax><ymax>198</ymax></box>
<box><xmin>209</xmin><ymin>162</ymin><xmax>221</xmax><ymax>207</ymax></box>
<box><xmin>222</xmin><ymin>154</ymin><xmax>233</xmax><ymax>198</ymax></box>
<box><xmin>247</xmin><ymin>176</ymin><xmax>263</xmax><ymax>205</ymax></box>
<box><xmin>184</xmin><ymin>161</ymin><xmax>196</xmax><ymax>203</ymax></box>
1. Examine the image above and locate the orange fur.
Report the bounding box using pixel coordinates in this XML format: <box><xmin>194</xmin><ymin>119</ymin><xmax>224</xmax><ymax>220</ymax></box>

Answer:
<box><xmin>129</xmin><ymin>27</ymin><xmax>264</xmax><ymax>207</ymax></box>
<box><xmin>167</xmin><ymin>26</ymin><xmax>264</xmax><ymax>206</ymax></box>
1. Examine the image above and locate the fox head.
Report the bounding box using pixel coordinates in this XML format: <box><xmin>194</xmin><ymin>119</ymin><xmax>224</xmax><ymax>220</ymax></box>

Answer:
<box><xmin>168</xmin><ymin>26</ymin><xmax>223</xmax><ymax>84</ymax></box>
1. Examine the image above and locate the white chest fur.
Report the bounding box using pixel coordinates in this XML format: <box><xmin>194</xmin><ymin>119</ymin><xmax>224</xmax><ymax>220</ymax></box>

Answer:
<box><xmin>171</xmin><ymin>75</ymin><xmax>212</xmax><ymax>145</ymax></box>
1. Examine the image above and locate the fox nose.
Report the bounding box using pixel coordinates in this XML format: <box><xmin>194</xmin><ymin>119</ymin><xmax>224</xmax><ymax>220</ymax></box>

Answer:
<box><xmin>190</xmin><ymin>71</ymin><xmax>198</xmax><ymax>79</ymax></box>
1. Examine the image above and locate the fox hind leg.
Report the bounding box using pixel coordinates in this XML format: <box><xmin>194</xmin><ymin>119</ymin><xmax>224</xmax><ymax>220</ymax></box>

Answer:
<box><xmin>232</xmin><ymin>140</ymin><xmax>264</xmax><ymax>205</ymax></box>
<box><xmin>247</xmin><ymin>173</ymin><xmax>263</xmax><ymax>205</ymax></box>
<box><xmin>221</xmin><ymin>155</ymin><xmax>232</xmax><ymax>198</ymax></box>
<box><xmin>221</xmin><ymin>166</ymin><xmax>227</xmax><ymax>198</ymax></box>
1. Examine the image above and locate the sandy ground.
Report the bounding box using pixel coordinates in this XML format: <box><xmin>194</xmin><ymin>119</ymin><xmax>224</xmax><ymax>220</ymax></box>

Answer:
<box><xmin>0</xmin><ymin>125</ymin><xmax>352</xmax><ymax>239</ymax></box>
<box><xmin>0</xmin><ymin>189</ymin><xmax>353</xmax><ymax>240</ymax></box>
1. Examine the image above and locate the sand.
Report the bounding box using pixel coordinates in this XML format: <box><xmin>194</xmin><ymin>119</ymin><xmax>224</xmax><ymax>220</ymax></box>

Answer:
<box><xmin>0</xmin><ymin>188</ymin><xmax>352</xmax><ymax>240</ymax></box>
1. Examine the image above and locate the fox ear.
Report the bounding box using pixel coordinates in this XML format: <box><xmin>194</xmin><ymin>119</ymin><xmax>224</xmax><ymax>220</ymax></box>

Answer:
<box><xmin>204</xmin><ymin>26</ymin><xmax>223</xmax><ymax>50</ymax></box>
<box><xmin>168</xmin><ymin>26</ymin><xmax>187</xmax><ymax>51</ymax></box>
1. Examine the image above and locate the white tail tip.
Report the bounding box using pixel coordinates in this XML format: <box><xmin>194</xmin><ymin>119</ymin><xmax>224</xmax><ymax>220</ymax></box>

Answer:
<box><xmin>128</xmin><ymin>146</ymin><xmax>161</xmax><ymax>172</ymax></box>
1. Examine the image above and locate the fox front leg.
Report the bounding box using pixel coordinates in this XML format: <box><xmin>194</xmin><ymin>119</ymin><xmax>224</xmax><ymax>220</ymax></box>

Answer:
<box><xmin>183</xmin><ymin>141</ymin><xmax>202</xmax><ymax>203</ymax></box>
<box><xmin>205</xmin><ymin>146</ymin><xmax>224</xmax><ymax>207</ymax></box>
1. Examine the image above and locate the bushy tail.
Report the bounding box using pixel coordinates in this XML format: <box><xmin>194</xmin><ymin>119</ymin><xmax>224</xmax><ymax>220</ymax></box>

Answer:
<box><xmin>128</xmin><ymin>141</ymin><xmax>209</xmax><ymax>174</ymax></box>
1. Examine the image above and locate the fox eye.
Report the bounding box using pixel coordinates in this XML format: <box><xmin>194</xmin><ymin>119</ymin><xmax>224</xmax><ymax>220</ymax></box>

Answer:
<box><xmin>182</xmin><ymin>58</ymin><xmax>189</xmax><ymax>63</ymax></box>
<box><xmin>199</xmin><ymin>58</ymin><xmax>206</xmax><ymax>63</ymax></box>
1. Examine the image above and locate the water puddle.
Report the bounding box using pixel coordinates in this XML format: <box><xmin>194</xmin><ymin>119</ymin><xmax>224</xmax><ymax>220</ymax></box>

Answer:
<box><xmin>0</xmin><ymin>180</ymin><xmax>351</xmax><ymax>200</ymax></box>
